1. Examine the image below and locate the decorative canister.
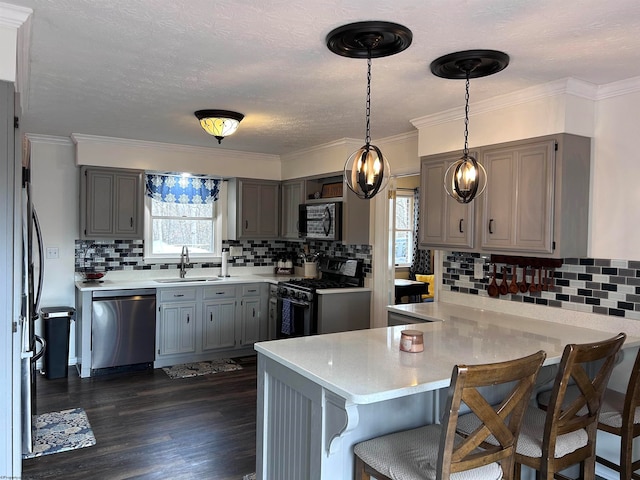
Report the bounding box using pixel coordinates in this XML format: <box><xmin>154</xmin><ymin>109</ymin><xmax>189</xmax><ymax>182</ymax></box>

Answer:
<box><xmin>400</xmin><ymin>329</ymin><xmax>424</xmax><ymax>353</ymax></box>
<box><xmin>304</xmin><ymin>261</ymin><xmax>318</xmax><ymax>278</ymax></box>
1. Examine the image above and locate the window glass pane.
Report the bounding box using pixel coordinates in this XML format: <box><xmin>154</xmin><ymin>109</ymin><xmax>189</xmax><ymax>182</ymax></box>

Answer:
<box><xmin>395</xmin><ymin>231</ymin><xmax>411</xmax><ymax>264</ymax></box>
<box><xmin>395</xmin><ymin>197</ymin><xmax>411</xmax><ymax>229</ymax></box>
<box><xmin>151</xmin><ymin>198</ymin><xmax>213</xmax><ymax>218</ymax></box>
<box><xmin>152</xmin><ymin>218</ymin><xmax>214</xmax><ymax>254</ymax></box>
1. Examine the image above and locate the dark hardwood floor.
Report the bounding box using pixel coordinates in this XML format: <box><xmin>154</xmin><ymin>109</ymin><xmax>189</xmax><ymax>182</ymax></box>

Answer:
<box><xmin>22</xmin><ymin>356</ymin><xmax>257</xmax><ymax>480</ymax></box>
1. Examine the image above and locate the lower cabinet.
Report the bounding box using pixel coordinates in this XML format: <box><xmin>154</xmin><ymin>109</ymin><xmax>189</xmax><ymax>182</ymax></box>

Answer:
<box><xmin>156</xmin><ymin>283</ymin><xmax>267</xmax><ymax>367</ymax></box>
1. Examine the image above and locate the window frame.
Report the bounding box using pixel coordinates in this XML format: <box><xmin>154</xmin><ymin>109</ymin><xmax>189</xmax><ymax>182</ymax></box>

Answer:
<box><xmin>393</xmin><ymin>191</ymin><xmax>415</xmax><ymax>268</ymax></box>
<box><xmin>143</xmin><ymin>180</ymin><xmax>226</xmax><ymax>264</ymax></box>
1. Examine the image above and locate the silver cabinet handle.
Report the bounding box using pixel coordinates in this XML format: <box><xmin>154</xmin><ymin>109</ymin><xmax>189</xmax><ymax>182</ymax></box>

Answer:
<box><xmin>174</xmin><ymin>294</ymin><xmax>185</xmax><ymax>297</ymax></box>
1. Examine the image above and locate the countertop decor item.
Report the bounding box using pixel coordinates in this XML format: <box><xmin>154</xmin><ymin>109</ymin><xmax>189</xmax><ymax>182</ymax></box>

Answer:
<box><xmin>430</xmin><ymin>50</ymin><xmax>509</xmax><ymax>204</ymax></box>
<box><xmin>194</xmin><ymin>109</ymin><xmax>244</xmax><ymax>144</ymax></box>
<box><xmin>326</xmin><ymin>21</ymin><xmax>412</xmax><ymax>200</ymax></box>
<box><xmin>400</xmin><ymin>329</ymin><xmax>424</xmax><ymax>352</ymax></box>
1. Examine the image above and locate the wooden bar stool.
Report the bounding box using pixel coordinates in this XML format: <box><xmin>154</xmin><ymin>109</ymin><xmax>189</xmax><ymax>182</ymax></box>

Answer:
<box><xmin>353</xmin><ymin>350</ymin><xmax>546</xmax><ymax>480</ymax></box>
<box><xmin>457</xmin><ymin>333</ymin><xmax>625</xmax><ymax>480</ymax></box>
<box><xmin>538</xmin><ymin>346</ymin><xmax>640</xmax><ymax>479</ymax></box>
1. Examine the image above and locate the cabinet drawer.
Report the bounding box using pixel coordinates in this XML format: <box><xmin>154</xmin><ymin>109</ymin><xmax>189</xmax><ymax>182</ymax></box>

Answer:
<box><xmin>159</xmin><ymin>288</ymin><xmax>197</xmax><ymax>302</ymax></box>
<box><xmin>203</xmin><ymin>285</ymin><xmax>236</xmax><ymax>300</ymax></box>
<box><xmin>241</xmin><ymin>284</ymin><xmax>261</xmax><ymax>297</ymax></box>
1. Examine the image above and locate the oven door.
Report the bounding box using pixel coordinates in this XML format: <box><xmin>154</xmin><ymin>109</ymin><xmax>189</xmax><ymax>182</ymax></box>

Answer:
<box><xmin>276</xmin><ymin>296</ymin><xmax>316</xmax><ymax>339</ymax></box>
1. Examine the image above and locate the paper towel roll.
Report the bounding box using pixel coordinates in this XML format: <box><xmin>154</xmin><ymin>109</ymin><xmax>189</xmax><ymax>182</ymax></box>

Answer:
<box><xmin>221</xmin><ymin>251</ymin><xmax>229</xmax><ymax>277</ymax></box>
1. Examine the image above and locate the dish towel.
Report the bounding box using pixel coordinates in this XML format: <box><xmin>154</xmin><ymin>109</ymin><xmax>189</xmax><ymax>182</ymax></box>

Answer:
<box><xmin>281</xmin><ymin>299</ymin><xmax>292</xmax><ymax>335</ymax></box>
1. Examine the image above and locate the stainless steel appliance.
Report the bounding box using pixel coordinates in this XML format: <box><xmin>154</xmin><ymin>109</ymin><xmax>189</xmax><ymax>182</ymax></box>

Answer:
<box><xmin>20</xmin><ymin>138</ymin><xmax>46</xmax><ymax>455</ymax></box>
<box><xmin>91</xmin><ymin>289</ymin><xmax>156</xmax><ymax>371</ymax></box>
<box><xmin>298</xmin><ymin>202</ymin><xmax>342</xmax><ymax>240</ymax></box>
<box><xmin>276</xmin><ymin>257</ymin><xmax>365</xmax><ymax>339</ymax></box>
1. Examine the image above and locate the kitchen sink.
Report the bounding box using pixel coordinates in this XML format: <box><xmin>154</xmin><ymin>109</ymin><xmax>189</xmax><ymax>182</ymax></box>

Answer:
<box><xmin>155</xmin><ymin>277</ymin><xmax>221</xmax><ymax>283</ymax></box>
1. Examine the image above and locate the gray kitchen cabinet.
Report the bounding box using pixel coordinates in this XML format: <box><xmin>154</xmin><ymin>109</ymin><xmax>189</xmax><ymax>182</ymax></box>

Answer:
<box><xmin>281</xmin><ymin>179</ymin><xmax>305</xmax><ymax>239</ymax></box>
<box><xmin>202</xmin><ymin>284</ymin><xmax>237</xmax><ymax>351</ymax></box>
<box><xmin>479</xmin><ymin>135</ymin><xmax>590</xmax><ymax>257</ymax></box>
<box><xmin>80</xmin><ymin>166</ymin><xmax>144</xmax><ymax>239</ymax></box>
<box><xmin>227</xmin><ymin>178</ymin><xmax>280</xmax><ymax>239</ymax></box>
<box><xmin>419</xmin><ymin>152</ymin><xmax>476</xmax><ymax>249</ymax></box>
<box><xmin>202</xmin><ymin>301</ymin><xmax>236</xmax><ymax>351</ymax></box>
<box><xmin>158</xmin><ymin>303</ymin><xmax>197</xmax><ymax>356</ymax></box>
<box><xmin>239</xmin><ymin>284</ymin><xmax>266</xmax><ymax>346</ymax></box>
<box><xmin>418</xmin><ymin>134</ymin><xmax>590</xmax><ymax>258</ymax></box>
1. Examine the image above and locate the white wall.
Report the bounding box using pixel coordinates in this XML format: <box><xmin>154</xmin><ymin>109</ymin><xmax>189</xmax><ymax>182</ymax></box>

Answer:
<box><xmin>28</xmin><ymin>136</ymin><xmax>78</xmax><ymax>360</ymax></box>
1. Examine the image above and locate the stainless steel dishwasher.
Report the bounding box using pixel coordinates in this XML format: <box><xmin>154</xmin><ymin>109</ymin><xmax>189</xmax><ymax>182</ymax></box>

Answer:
<box><xmin>91</xmin><ymin>289</ymin><xmax>156</xmax><ymax>371</ymax></box>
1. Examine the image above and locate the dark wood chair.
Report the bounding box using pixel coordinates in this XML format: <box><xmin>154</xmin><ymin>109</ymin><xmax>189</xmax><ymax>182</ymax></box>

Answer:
<box><xmin>353</xmin><ymin>350</ymin><xmax>546</xmax><ymax>480</ymax></box>
<box><xmin>511</xmin><ymin>333</ymin><xmax>626</xmax><ymax>480</ymax></box>
<box><xmin>537</xmin><ymin>345</ymin><xmax>640</xmax><ymax>479</ymax></box>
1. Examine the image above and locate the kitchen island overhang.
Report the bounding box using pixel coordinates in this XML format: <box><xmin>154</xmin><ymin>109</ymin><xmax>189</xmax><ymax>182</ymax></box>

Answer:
<box><xmin>254</xmin><ymin>303</ymin><xmax>640</xmax><ymax>480</ymax></box>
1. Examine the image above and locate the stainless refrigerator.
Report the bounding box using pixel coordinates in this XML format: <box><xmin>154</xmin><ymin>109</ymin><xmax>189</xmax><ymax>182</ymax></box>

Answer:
<box><xmin>20</xmin><ymin>136</ymin><xmax>45</xmax><ymax>455</ymax></box>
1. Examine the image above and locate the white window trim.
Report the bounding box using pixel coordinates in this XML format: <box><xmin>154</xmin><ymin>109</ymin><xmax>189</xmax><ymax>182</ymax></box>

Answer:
<box><xmin>394</xmin><ymin>192</ymin><xmax>415</xmax><ymax>268</ymax></box>
<box><xmin>143</xmin><ymin>181</ymin><xmax>227</xmax><ymax>264</ymax></box>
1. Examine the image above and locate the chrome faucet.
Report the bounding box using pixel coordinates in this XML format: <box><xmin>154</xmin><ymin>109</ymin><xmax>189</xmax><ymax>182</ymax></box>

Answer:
<box><xmin>179</xmin><ymin>245</ymin><xmax>190</xmax><ymax>278</ymax></box>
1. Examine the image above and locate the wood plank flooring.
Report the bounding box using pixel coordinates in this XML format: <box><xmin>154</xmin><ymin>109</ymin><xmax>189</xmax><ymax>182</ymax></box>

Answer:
<box><xmin>22</xmin><ymin>356</ymin><xmax>257</xmax><ymax>480</ymax></box>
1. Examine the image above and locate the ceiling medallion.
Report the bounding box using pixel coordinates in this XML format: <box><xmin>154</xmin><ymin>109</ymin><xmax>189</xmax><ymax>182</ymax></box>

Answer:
<box><xmin>326</xmin><ymin>21</ymin><xmax>412</xmax><ymax>200</ymax></box>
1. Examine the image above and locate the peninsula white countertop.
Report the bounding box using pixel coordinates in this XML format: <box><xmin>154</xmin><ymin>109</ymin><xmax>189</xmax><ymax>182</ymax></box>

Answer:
<box><xmin>255</xmin><ymin>302</ymin><xmax>640</xmax><ymax>405</ymax></box>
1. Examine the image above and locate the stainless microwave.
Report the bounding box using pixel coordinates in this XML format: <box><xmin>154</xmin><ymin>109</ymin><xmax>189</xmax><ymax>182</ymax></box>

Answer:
<box><xmin>298</xmin><ymin>202</ymin><xmax>342</xmax><ymax>240</ymax></box>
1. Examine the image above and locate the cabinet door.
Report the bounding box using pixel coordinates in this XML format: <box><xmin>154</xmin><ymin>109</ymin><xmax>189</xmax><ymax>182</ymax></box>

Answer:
<box><xmin>281</xmin><ymin>180</ymin><xmax>304</xmax><ymax>239</ymax></box>
<box><xmin>419</xmin><ymin>155</ymin><xmax>474</xmax><ymax>248</ymax></box>
<box><xmin>158</xmin><ymin>304</ymin><xmax>196</xmax><ymax>356</ymax></box>
<box><xmin>241</xmin><ymin>182</ymin><xmax>261</xmax><ymax>237</ymax></box>
<box><xmin>85</xmin><ymin>169</ymin><xmax>114</xmax><ymax>237</ymax></box>
<box><xmin>114</xmin><ymin>171</ymin><xmax>143</xmax><ymax>237</ymax></box>
<box><xmin>481</xmin><ymin>140</ymin><xmax>555</xmax><ymax>252</ymax></box>
<box><xmin>203</xmin><ymin>301</ymin><xmax>236</xmax><ymax>351</ymax></box>
<box><xmin>258</xmin><ymin>183</ymin><xmax>279</xmax><ymax>237</ymax></box>
<box><xmin>240</xmin><ymin>297</ymin><xmax>262</xmax><ymax>346</ymax></box>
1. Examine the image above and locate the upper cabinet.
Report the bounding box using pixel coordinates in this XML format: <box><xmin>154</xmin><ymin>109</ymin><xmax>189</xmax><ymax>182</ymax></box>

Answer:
<box><xmin>227</xmin><ymin>178</ymin><xmax>280</xmax><ymax>240</ymax></box>
<box><xmin>419</xmin><ymin>152</ymin><xmax>476</xmax><ymax>249</ymax></box>
<box><xmin>280</xmin><ymin>179</ymin><xmax>305</xmax><ymax>240</ymax></box>
<box><xmin>419</xmin><ymin>134</ymin><xmax>590</xmax><ymax>258</ymax></box>
<box><xmin>80</xmin><ymin>166</ymin><xmax>144</xmax><ymax>239</ymax></box>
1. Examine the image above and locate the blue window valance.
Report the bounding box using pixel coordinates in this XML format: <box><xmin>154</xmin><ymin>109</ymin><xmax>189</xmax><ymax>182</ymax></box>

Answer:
<box><xmin>145</xmin><ymin>173</ymin><xmax>221</xmax><ymax>204</ymax></box>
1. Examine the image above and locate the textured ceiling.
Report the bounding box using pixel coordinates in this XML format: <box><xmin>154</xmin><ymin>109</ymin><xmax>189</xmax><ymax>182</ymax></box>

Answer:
<box><xmin>7</xmin><ymin>0</ymin><xmax>640</xmax><ymax>155</ymax></box>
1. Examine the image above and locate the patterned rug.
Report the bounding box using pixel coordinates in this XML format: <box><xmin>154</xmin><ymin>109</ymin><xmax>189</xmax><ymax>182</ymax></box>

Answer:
<box><xmin>23</xmin><ymin>407</ymin><xmax>96</xmax><ymax>459</ymax></box>
<box><xmin>162</xmin><ymin>358</ymin><xmax>243</xmax><ymax>379</ymax></box>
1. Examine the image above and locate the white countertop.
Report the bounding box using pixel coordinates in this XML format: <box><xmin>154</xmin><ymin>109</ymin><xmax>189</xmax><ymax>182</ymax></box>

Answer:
<box><xmin>255</xmin><ymin>302</ymin><xmax>640</xmax><ymax>405</ymax></box>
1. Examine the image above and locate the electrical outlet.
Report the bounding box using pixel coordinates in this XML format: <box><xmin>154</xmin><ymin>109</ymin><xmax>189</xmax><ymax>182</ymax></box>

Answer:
<box><xmin>229</xmin><ymin>246</ymin><xmax>242</xmax><ymax>257</ymax></box>
<box><xmin>474</xmin><ymin>257</ymin><xmax>485</xmax><ymax>279</ymax></box>
<box><xmin>46</xmin><ymin>247</ymin><xmax>59</xmax><ymax>259</ymax></box>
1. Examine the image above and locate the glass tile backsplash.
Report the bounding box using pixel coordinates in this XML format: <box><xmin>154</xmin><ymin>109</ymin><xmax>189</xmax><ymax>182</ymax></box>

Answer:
<box><xmin>443</xmin><ymin>251</ymin><xmax>640</xmax><ymax>320</ymax></box>
<box><xmin>75</xmin><ymin>239</ymin><xmax>372</xmax><ymax>277</ymax></box>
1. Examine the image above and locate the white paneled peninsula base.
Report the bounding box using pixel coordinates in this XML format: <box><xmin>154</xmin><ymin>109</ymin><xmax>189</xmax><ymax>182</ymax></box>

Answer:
<box><xmin>254</xmin><ymin>303</ymin><xmax>640</xmax><ymax>480</ymax></box>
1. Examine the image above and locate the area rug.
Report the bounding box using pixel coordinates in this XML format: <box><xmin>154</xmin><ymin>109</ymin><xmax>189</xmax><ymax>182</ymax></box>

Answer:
<box><xmin>23</xmin><ymin>407</ymin><xmax>96</xmax><ymax>459</ymax></box>
<box><xmin>243</xmin><ymin>474</ymin><xmax>256</xmax><ymax>480</ymax></box>
<box><xmin>162</xmin><ymin>358</ymin><xmax>242</xmax><ymax>379</ymax></box>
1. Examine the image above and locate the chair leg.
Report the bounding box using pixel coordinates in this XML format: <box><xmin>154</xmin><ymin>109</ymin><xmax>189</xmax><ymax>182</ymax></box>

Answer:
<box><xmin>354</xmin><ymin>455</ymin><xmax>370</xmax><ymax>480</ymax></box>
<box><xmin>514</xmin><ymin>462</ymin><xmax>521</xmax><ymax>480</ymax></box>
<box><xmin>582</xmin><ymin>455</ymin><xmax>596</xmax><ymax>480</ymax></box>
<box><xmin>621</xmin><ymin>432</ymin><xmax>633</xmax><ymax>480</ymax></box>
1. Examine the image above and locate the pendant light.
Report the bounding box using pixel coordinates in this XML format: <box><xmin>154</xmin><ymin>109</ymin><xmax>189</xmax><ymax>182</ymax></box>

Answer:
<box><xmin>326</xmin><ymin>21</ymin><xmax>412</xmax><ymax>200</ymax></box>
<box><xmin>430</xmin><ymin>50</ymin><xmax>509</xmax><ymax>204</ymax></box>
<box><xmin>194</xmin><ymin>110</ymin><xmax>245</xmax><ymax>144</ymax></box>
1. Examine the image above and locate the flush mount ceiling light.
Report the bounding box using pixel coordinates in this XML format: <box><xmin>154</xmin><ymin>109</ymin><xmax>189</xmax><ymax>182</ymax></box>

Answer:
<box><xmin>326</xmin><ymin>21</ymin><xmax>412</xmax><ymax>200</ymax></box>
<box><xmin>430</xmin><ymin>50</ymin><xmax>509</xmax><ymax>204</ymax></box>
<box><xmin>194</xmin><ymin>110</ymin><xmax>245</xmax><ymax>144</ymax></box>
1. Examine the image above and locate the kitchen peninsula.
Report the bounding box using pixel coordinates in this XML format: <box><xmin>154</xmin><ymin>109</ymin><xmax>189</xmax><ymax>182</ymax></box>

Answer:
<box><xmin>254</xmin><ymin>303</ymin><xmax>640</xmax><ymax>480</ymax></box>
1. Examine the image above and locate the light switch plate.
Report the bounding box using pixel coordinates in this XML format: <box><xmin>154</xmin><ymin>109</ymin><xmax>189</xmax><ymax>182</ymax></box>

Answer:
<box><xmin>474</xmin><ymin>258</ymin><xmax>485</xmax><ymax>279</ymax></box>
<box><xmin>229</xmin><ymin>246</ymin><xmax>242</xmax><ymax>257</ymax></box>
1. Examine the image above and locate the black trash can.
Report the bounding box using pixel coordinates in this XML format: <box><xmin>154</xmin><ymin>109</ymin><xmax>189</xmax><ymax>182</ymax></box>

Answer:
<box><xmin>41</xmin><ymin>306</ymin><xmax>75</xmax><ymax>379</ymax></box>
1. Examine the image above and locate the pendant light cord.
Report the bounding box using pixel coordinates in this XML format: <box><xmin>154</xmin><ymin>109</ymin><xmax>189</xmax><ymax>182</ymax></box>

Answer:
<box><xmin>463</xmin><ymin>69</ymin><xmax>470</xmax><ymax>157</ymax></box>
<box><xmin>365</xmin><ymin>52</ymin><xmax>372</xmax><ymax>146</ymax></box>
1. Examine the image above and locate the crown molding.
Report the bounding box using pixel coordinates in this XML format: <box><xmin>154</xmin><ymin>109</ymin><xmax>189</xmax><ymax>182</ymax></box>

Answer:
<box><xmin>0</xmin><ymin>2</ymin><xmax>32</xmax><ymax>28</ymax></box>
<box><xmin>70</xmin><ymin>133</ymin><xmax>280</xmax><ymax>162</ymax></box>
<box><xmin>25</xmin><ymin>134</ymin><xmax>74</xmax><ymax>146</ymax></box>
<box><xmin>281</xmin><ymin>137</ymin><xmax>362</xmax><ymax>158</ymax></box>
<box><xmin>596</xmin><ymin>76</ymin><xmax>640</xmax><ymax>100</ymax></box>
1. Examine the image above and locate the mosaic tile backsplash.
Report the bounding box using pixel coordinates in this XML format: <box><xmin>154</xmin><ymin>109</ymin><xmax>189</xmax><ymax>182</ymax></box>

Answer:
<box><xmin>443</xmin><ymin>251</ymin><xmax>640</xmax><ymax>321</ymax></box>
<box><xmin>75</xmin><ymin>239</ymin><xmax>372</xmax><ymax>277</ymax></box>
